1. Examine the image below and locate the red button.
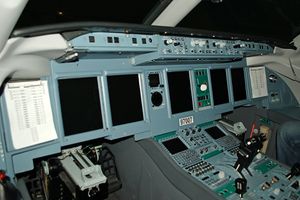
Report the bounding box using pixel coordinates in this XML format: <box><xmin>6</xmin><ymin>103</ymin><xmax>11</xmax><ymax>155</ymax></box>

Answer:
<box><xmin>0</xmin><ymin>171</ymin><xmax>6</xmax><ymax>181</ymax></box>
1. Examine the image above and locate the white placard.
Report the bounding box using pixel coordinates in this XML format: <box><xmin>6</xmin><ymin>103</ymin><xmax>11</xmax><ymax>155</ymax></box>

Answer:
<box><xmin>4</xmin><ymin>80</ymin><xmax>57</xmax><ymax>149</ymax></box>
<box><xmin>179</xmin><ymin>116</ymin><xmax>194</xmax><ymax>126</ymax></box>
<box><xmin>249</xmin><ymin>66</ymin><xmax>268</xmax><ymax>98</ymax></box>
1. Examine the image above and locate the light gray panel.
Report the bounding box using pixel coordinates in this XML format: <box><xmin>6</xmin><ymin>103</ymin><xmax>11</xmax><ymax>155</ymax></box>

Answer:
<box><xmin>261</xmin><ymin>68</ymin><xmax>298</xmax><ymax>109</ymax></box>
<box><xmin>138</xmin><ymin>138</ymin><xmax>222</xmax><ymax>200</ymax></box>
<box><xmin>12</xmin><ymin>142</ymin><xmax>61</xmax><ymax>173</ymax></box>
<box><xmin>106</xmin><ymin>138</ymin><xmax>191</xmax><ymax>200</ymax></box>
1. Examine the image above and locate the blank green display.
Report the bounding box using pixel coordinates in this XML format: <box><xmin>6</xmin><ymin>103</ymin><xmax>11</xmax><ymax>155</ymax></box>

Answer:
<box><xmin>254</xmin><ymin>160</ymin><xmax>278</xmax><ymax>174</ymax></box>
<box><xmin>215</xmin><ymin>180</ymin><xmax>236</xmax><ymax>198</ymax></box>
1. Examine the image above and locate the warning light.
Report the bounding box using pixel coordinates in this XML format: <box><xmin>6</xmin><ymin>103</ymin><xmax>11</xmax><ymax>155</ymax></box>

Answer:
<box><xmin>0</xmin><ymin>170</ymin><xmax>6</xmax><ymax>181</ymax></box>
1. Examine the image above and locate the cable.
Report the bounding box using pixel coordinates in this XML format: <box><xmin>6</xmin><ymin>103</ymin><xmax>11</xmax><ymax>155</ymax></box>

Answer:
<box><xmin>275</xmin><ymin>69</ymin><xmax>300</xmax><ymax>83</ymax></box>
<box><xmin>289</xmin><ymin>57</ymin><xmax>298</xmax><ymax>77</ymax></box>
<box><xmin>250</xmin><ymin>123</ymin><xmax>255</xmax><ymax>138</ymax></box>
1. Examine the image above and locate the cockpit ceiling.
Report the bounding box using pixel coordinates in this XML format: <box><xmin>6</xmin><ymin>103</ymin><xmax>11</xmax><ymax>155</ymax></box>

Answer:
<box><xmin>178</xmin><ymin>0</ymin><xmax>300</xmax><ymax>44</ymax></box>
<box><xmin>14</xmin><ymin>0</ymin><xmax>300</xmax><ymax>44</ymax></box>
<box><xmin>15</xmin><ymin>0</ymin><xmax>161</xmax><ymax>28</ymax></box>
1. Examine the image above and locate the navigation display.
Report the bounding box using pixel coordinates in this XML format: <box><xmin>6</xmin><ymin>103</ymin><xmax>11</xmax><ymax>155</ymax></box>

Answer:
<box><xmin>167</xmin><ymin>71</ymin><xmax>193</xmax><ymax>114</ymax></box>
<box><xmin>107</xmin><ymin>74</ymin><xmax>143</xmax><ymax>126</ymax></box>
<box><xmin>58</xmin><ymin>77</ymin><xmax>103</xmax><ymax>136</ymax></box>
<box><xmin>231</xmin><ymin>68</ymin><xmax>247</xmax><ymax>102</ymax></box>
<box><xmin>205</xmin><ymin>126</ymin><xmax>226</xmax><ymax>140</ymax></box>
<box><xmin>210</xmin><ymin>69</ymin><xmax>229</xmax><ymax>106</ymax></box>
<box><xmin>162</xmin><ymin>138</ymin><xmax>188</xmax><ymax>155</ymax></box>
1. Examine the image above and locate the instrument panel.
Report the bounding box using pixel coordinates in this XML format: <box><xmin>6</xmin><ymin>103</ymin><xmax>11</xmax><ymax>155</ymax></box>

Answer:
<box><xmin>0</xmin><ymin>31</ymin><xmax>272</xmax><ymax>178</ymax></box>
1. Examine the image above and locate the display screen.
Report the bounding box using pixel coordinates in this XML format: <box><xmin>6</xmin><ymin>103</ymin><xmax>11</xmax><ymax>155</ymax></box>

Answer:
<box><xmin>205</xmin><ymin>126</ymin><xmax>226</xmax><ymax>139</ymax></box>
<box><xmin>148</xmin><ymin>73</ymin><xmax>160</xmax><ymax>87</ymax></box>
<box><xmin>231</xmin><ymin>68</ymin><xmax>247</xmax><ymax>102</ymax></box>
<box><xmin>167</xmin><ymin>71</ymin><xmax>193</xmax><ymax>114</ymax></box>
<box><xmin>107</xmin><ymin>74</ymin><xmax>143</xmax><ymax>126</ymax></box>
<box><xmin>162</xmin><ymin>138</ymin><xmax>188</xmax><ymax>155</ymax></box>
<box><xmin>210</xmin><ymin>69</ymin><xmax>229</xmax><ymax>106</ymax></box>
<box><xmin>58</xmin><ymin>77</ymin><xmax>103</xmax><ymax>136</ymax></box>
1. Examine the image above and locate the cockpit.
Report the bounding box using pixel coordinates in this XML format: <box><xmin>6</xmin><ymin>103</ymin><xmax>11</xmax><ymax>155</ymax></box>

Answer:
<box><xmin>0</xmin><ymin>1</ymin><xmax>300</xmax><ymax>200</ymax></box>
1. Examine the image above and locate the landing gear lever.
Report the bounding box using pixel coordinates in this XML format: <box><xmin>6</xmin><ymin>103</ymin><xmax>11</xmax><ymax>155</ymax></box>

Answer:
<box><xmin>234</xmin><ymin>133</ymin><xmax>266</xmax><ymax>174</ymax></box>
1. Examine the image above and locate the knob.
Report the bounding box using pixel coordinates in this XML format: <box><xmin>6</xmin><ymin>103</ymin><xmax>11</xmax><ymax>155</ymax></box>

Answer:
<box><xmin>269</xmin><ymin>74</ymin><xmax>278</xmax><ymax>83</ymax></box>
<box><xmin>235</xmin><ymin>178</ymin><xmax>247</xmax><ymax>199</ymax></box>
<box><xmin>164</xmin><ymin>39</ymin><xmax>173</xmax><ymax>45</ymax></box>
<box><xmin>273</xmin><ymin>188</ymin><xmax>280</xmax><ymax>196</ymax></box>
<box><xmin>185</xmin><ymin>130</ymin><xmax>190</xmax><ymax>136</ymax></box>
<box><xmin>286</xmin><ymin>163</ymin><xmax>300</xmax><ymax>180</ymax></box>
<box><xmin>174</xmin><ymin>42</ymin><xmax>180</xmax><ymax>46</ymax></box>
<box><xmin>200</xmin><ymin>83</ymin><xmax>208</xmax><ymax>91</ymax></box>
<box><xmin>218</xmin><ymin>171</ymin><xmax>225</xmax><ymax>179</ymax></box>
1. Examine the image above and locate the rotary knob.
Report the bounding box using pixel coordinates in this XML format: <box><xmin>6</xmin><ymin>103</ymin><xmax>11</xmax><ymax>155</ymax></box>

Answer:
<box><xmin>218</xmin><ymin>171</ymin><xmax>225</xmax><ymax>179</ymax></box>
<box><xmin>200</xmin><ymin>83</ymin><xmax>208</xmax><ymax>91</ymax></box>
<box><xmin>164</xmin><ymin>38</ymin><xmax>173</xmax><ymax>45</ymax></box>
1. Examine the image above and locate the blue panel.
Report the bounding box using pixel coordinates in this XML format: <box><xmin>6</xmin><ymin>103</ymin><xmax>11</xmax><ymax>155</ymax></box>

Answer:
<box><xmin>263</xmin><ymin>68</ymin><xmax>298</xmax><ymax>109</ymax></box>
<box><xmin>12</xmin><ymin>142</ymin><xmax>61</xmax><ymax>173</ymax></box>
<box><xmin>70</xmin><ymin>32</ymin><xmax>158</xmax><ymax>53</ymax></box>
<box><xmin>0</xmin><ymin>94</ymin><xmax>61</xmax><ymax>176</ymax></box>
<box><xmin>253</xmin><ymin>68</ymin><xmax>298</xmax><ymax>109</ymax></box>
<box><xmin>0</xmin><ymin>106</ymin><xmax>6</xmax><ymax>172</ymax></box>
<box><xmin>0</xmin><ymin>31</ymin><xmax>275</xmax><ymax>178</ymax></box>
